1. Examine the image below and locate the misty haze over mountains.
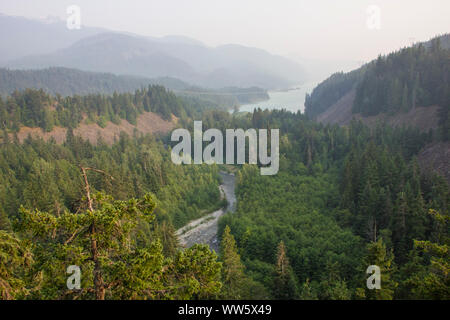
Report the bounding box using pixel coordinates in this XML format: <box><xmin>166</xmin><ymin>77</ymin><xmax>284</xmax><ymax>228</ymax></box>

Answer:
<box><xmin>0</xmin><ymin>13</ymin><xmax>106</xmax><ymax>63</ymax></box>
<box><xmin>0</xmin><ymin>14</ymin><xmax>309</xmax><ymax>89</ymax></box>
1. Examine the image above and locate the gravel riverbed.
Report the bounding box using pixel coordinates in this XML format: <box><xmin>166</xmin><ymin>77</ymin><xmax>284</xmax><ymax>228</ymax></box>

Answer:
<box><xmin>176</xmin><ymin>172</ymin><xmax>236</xmax><ymax>253</ymax></box>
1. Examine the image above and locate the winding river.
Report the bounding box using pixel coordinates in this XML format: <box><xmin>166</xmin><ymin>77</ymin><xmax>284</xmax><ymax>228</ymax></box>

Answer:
<box><xmin>176</xmin><ymin>83</ymin><xmax>320</xmax><ymax>252</ymax></box>
<box><xmin>176</xmin><ymin>172</ymin><xmax>236</xmax><ymax>253</ymax></box>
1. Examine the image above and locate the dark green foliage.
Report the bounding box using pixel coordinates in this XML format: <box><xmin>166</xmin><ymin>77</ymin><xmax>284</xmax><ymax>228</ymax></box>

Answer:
<box><xmin>0</xmin><ymin>210</ymin><xmax>11</xmax><ymax>231</ymax></box>
<box><xmin>404</xmin><ymin>210</ymin><xmax>450</xmax><ymax>299</ymax></box>
<box><xmin>356</xmin><ymin>238</ymin><xmax>398</xmax><ymax>300</ymax></box>
<box><xmin>304</xmin><ymin>35</ymin><xmax>450</xmax><ymax>142</ymax></box>
<box><xmin>0</xmin><ymin>230</ymin><xmax>33</xmax><ymax>299</ymax></box>
<box><xmin>219</xmin><ymin>225</ymin><xmax>269</xmax><ymax>300</ymax></box>
<box><xmin>206</xmin><ymin>108</ymin><xmax>448</xmax><ymax>300</ymax></box>
<box><xmin>0</xmin><ymin>133</ymin><xmax>222</xmax><ymax>229</ymax></box>
<box><xmin>220</xmin><ymin>225</ymin><xmax>247</xmax><ymax>299</ymax></box>
<box><xmin>353</xmin><ymin>40</ymin><xmax>450</xmax><ymax>117</ymax></box>
<box><xmin>273</xmin><ymin>241</ymin><xmax>299</xmax><ymax>299</ymax></box>
<box><xmin>10</xmin><ymin>191</ymin><xmax>222</xmax><ymax>300</ymax></box>
<box><xmin>0</xmin><ymin>73</ymin><xmax>448</xmax><ymax>299</ymax></box>
<box><xmin>339</xmin><ymin>130</ymin><xmax>448</xmax><ymax>263</ymax></box>
<box><xmin>219</xmin><ymin>165</ymin><xmax>364</xmax><ymax>299</ymax></box>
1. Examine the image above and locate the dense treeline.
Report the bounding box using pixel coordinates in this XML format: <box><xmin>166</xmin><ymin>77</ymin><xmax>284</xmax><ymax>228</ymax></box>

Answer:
<box><xmin>212</xmin><ymin>108</ymin><xmax>449</xmax><ymax>299</ymax></box>
<box><xmin>0</xmin><ymin>132</ymin><xmax>221</xmax><ymax>230</ymax></box>
<box><xmin>353</xmin><ymin>39</ymin><xmax>450</xmax><ymax>118</ymax></box>
<box><xmin>0</xmin><ymin>86</ymin><xmax>186</xmax><ymax>132</ymax></box>
<box><xmin>339</xmin><ymin>137</ymin><xmax>448</xmax><ymax>260</ymax></box>
<box><xmin>0</xmin><ymin>85</ymin><xmax>269</xmax><ymax>135</ymax></box>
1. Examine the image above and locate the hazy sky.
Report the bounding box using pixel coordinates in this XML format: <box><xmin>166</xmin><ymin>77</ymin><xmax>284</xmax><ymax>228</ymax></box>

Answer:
<box><xmin>1</xmin><ymin>0</ymin><xmax>449</xmax><ymax>62</ymax></box>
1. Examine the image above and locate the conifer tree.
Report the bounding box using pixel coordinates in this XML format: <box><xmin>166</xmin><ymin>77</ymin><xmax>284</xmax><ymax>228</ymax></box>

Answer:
<box><xmin>318</xmin><ymin>261</ymin><xmax>351</xmax><ymax>300</ymax></box>
<box><xmin>357</xmin><ymin>238</ymin><xmax>398</xmax><ymax>300</ymax></box>
<box><xmin>0</xmin><ymin>210</ymin><xmax>11</xmax><ymax>231</ymax></box>
<box><xmin>0</xmin><ymin>231</ymin><xmax>33</xmax><ymax>300</ymax></box>
<box><xmin>15</xmin><ymin>167</ymin><xmax>222</xmax><ymax>300</ymax></box>
<box><xmin>299</xmin><ymin>279</ymin><xmax>317</xmax><ymax>300</ymax></box>
<box><xmin>154</xmin><ymin>220</ymin><xmax>179</xmax><ymax>258</ymax></box>
<box><xmin>220</xmin><ymin>225</ymin><xmax>246</xmax><ymax>299</ymax></box>
<box><xmin>273</xmin><ymin>241</ymin><xmax>299</xmax><ymax>299</ymax></box>
<box><xmin>409</xmin><ymin>209</ymin><xmax>450</xmax><ymax>299</ymax></box>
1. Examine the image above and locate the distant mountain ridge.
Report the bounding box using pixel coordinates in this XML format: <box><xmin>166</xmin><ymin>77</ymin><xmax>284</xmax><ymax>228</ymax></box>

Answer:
<box><xmin>0</xmin><ymin>67</ymin><xmax>269</xmax><ymax>110</ymax></box>
<box><xmin>0</xmin><ymin>13</ymin><xmax>106</xmax><ymax>63</ymax></box>
<box><xmin>0</xmin><ymin>67</ymin><xmax>162</xmax><ymax>96</ymax></box>
<box><xmin>1</xmin><ymin>14</ymin><xmax>306</xmax><ymax>89</ymax></box>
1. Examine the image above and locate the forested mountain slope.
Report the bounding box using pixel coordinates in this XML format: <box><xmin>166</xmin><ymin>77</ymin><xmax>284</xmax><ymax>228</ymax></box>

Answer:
<box><xmin>0</xmin><ymin>85</ymin><xmax>185</xmax><ymax>138</ymax></box>
<box><xmin>305</xmin><ymin>35</ymin><xmax>449</xmax><ymax>141</ymax></box>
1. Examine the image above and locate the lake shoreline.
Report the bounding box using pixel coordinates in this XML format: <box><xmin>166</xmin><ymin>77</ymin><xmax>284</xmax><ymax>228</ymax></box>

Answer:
<box><xmin>236</xmin><ymin>80</ymin><xmax>321</xmax><ymax>114</ymax></box>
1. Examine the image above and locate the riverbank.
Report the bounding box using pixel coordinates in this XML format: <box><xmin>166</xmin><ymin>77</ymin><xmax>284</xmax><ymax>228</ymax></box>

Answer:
<box><xmin>176</xmin><ymin>172</ymin><xmax>236</xmax><ymax>253</ymax></box>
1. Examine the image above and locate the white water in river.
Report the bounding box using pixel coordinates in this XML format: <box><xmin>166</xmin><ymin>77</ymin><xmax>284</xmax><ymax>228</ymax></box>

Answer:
<box><xmin>239</xmin><ymin>80</ymin><xmax>320</xmax><ymax>113</ymax></box>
